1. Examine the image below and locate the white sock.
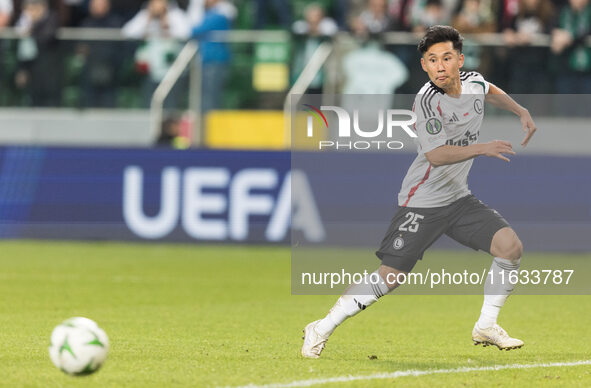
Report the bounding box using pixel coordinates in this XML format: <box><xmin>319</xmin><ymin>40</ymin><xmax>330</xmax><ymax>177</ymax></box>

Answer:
<box><xmin>477</xmin><ymin>257</ymin><xmax>520</xmax><ymax>329</ymax></box>
<box><xmin>315</xmin><ymin>270</ymin><xmax>390</xmax><ymax>337</ymax></box>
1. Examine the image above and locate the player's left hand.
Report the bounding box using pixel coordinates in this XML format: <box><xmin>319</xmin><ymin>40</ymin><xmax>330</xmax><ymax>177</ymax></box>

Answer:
<box><xmin>519</xmin><ymin>108</ymin><xmax>536</xmax><ymax>147</ymax></box>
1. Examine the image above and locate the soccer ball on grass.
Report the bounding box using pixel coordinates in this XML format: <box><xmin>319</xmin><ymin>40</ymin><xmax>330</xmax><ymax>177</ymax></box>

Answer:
<box><xmin>48</xmin><ymin>317</ymin><xmax>109</xmax><ymax>375</ymax></box>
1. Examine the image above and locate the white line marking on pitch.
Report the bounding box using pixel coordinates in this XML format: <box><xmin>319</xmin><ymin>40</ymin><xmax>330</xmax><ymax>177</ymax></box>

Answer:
<box><xmin>228</xmin><ymin>360</ymin><xmax>591</xmax><ymax>388</ymax></box>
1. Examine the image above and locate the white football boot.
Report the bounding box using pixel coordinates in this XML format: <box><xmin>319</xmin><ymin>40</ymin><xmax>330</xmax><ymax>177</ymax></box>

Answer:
<box><xmin>472</xmin><ymin>323</ymin><xmax>524</xmax><ymax>350</ymax></box>
<box><xmin>301</xmin><ymin>320</ymin><xmax>329</xmax><ymax>358</ymax></box>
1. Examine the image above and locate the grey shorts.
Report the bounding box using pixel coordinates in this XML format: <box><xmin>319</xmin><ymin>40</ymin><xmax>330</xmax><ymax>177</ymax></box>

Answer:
<box><xmin>375</xmin><ymin>195</ymin><xmax>510</xmax><ymax>272</ymax></box>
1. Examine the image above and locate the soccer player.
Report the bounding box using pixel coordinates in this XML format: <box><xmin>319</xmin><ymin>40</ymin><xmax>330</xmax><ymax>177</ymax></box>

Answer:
<box><xmin>301</xmin><ymin>25</ymin><xmax>537</xmax><ymax>358</ymax></box>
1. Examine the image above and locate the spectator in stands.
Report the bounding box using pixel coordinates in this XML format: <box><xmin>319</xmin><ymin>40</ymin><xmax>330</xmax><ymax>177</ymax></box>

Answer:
<box><xmin>110</xmin><ymin>0</ymin><xmax>143</xmax><ymax>22</ymax></box>
<box><xmin>551</xmin><ymin>0</ymin><xmax>591</xmax><ymax>94</ymax></box>
<box><xmin>502</xmin><ymin>0</ymin><xmax>554</xmax><ymax>93</ymax></box>
<box><xmin>123</xmin><ymin>0</ymin><xmax>191</xmax><ymax>40</ymax></box>
<box><xmin>254</xmin><ymin>0</ymin><xmax>291</xmax><ymax>29</ymax></box>
<box><xmin>341</xmin><ymin>16</ymin><xmax>408</xmax><ymax>120</ymax></box>
<box><xmin>331</xmin><ymin>0</ymin><xmax>350</xmax><ymax>30</ymax></box>
<box><xmin>359</xmin><ymin>0</ymin><xmax>393</xmax><ymax>33</ymax></box>
<box><xmin>0</xmin><ymin>0</ymin><xmax>13</xmax><ymax>105</ymax></box>
<box><xmin>191</xmin><ymin>0</ymin><xmax>232</xmax><ymax>113</ymax></box>
<box><xmin>81</xmin><ymin>0</ymin><xmax>121</xmax><ymax>32</ymax></box>
<box><xmin>388</xmin><ymin>0</ymin><xmax>414</xmax><ymax>31</ymax></box>
<box><xmin>496</xmin><ymin>0</ymin><xmax>519</xmax><ymax>33</ymax></box>
<box><xmin>291</xmin><ymin>3</ymin><xmax>337</xmax><ymax>94</ymax></box>
<box><xmin>503</xmin><ymin>0</ymin><xmax>554</xmax><ymax>43</ymax></box>
<box><xmin>78</xmin><ymin>0</ymin><xmax>123</xmax><ymax>107</ymax></box>
<box><xmin>186</xmin><ymin>0</ymin><xmax>236</xmax><ymax>26</ymax></box>
<box><xmin>10</xmin><ymin>0</ymin><xmax>67</xmax><ymax>26</ymax></box>
<box><xmin>157</xmin><ymin>116</ymin><xmax>190</xmax><ymax>148</ymax></box>
<box><xmin>451</xmin><ymin>0</ymin><xmax>496</xmax><ymax>72</ymax></box>
<box><xmin>292</xmin><ymin>2</ymin><xmax>338</xmax><ymax>36</ymax></box>
<box><xmin>14</xmin><ymin>0</ymin><xmax>62</xmax><ymax>106</ymax></box>
<box><xmin>0</xmin><ymin>0</ymin><xmax>12</xmax><ymax>27</ymax></box>
<box><xmin>410</xmin><ymin>0</ymin><xmax>450</xmax><ymax>32</ymax></box>
<box><xmin>123</xmin><ymin>0</ymin><xmax>191</xmax><ymax>108</ymax></box>
<box><xmin>63</xmin><ymin>0</ymin><xmax>85</xmax><ymax>26</ymax></box>
<box><xmin>452</xmin><ymin>0</ymin><xmax>496</xmax><ymax>33</ymax></box>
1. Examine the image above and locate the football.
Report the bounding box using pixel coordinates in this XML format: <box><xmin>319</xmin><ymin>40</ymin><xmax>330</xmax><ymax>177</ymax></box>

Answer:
<box><xmin>48</xmin><ymin>317</ymin><xmax>109</xmax><ymax>375</ymax></box>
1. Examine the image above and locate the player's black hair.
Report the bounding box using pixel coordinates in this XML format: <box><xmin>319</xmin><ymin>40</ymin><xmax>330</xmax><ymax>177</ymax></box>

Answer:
<box><xmin>417</xmin><ymin>25</ymin><xmax>463</xmax><ymax>54</ymax></box>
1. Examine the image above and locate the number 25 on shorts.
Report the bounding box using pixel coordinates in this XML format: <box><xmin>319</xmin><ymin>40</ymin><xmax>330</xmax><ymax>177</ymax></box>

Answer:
<box><xmin>399</xmin><ymin>212</ymin><xmax>424</xmax><ymax>233</ymax></box>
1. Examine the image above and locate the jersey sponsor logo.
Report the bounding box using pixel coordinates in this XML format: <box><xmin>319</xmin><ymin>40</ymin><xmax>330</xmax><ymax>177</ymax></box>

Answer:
<box><xmin>449</xmin><ymin>113</ymin><xmax>459</xmax><ymax>123</ymax></box>
<box><xmin>446</xmin><ymin>138</ymin><xmax>470</xmax><ymax>146</ymax></box>
<box><xmin>393</xmin><ymin>236</ymin><xmax>405</xmax><ymax>250</ymax></box>
<box><xmin>474</xmin><ymin>99</ymin><xmax>483</xmax><ymax>114</ymax></box>
<box><xmin>426</xmin><ymin>118</ymin><xmax>442</xmax><ymax>134</ymax></box>
<box><xmin>445</xmin><ymin>130</ymin><xmax>479</xmax><ymax>146</ymax></box>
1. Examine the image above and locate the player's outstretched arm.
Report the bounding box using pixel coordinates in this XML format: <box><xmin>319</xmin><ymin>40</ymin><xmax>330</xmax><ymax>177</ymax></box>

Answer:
<box><xmin>485</xmin><ymin>83</ymin><xmax>537</xmax><ymax>147</ymax></box>
<box><xmin>426</xmin><ymin>141</ymin><xmax>516</xmax><ymax>167</ymax></box>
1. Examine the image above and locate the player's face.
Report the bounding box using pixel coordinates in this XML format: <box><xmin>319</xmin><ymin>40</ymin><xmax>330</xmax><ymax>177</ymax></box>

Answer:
<box><xmin>420</xmin><ymin>41</ymin><xmax>464</xmax><ymax>91</ymax></box>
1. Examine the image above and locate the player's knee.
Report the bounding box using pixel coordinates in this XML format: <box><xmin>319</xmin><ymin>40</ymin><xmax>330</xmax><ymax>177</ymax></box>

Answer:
<box><xmin>492</xmin><ymin>228</ymin><xmax>523</xmax><ymax>261</ymax></box>
<box><xmin>511</xmin><ymin>238</ymin><xmax>524</xmax><ymax>261</ymax></box>
<box><xmin>499</xmin><ymin>236</ymin><xmax>523</xmax><ymax>261</ymax></box>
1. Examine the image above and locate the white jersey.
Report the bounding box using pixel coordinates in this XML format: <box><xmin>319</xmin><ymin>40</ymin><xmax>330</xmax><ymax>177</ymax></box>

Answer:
<box><xmin>398</xmin><ymin>71</ymin><xmax>490</xmax><ymax>208</ymax></box>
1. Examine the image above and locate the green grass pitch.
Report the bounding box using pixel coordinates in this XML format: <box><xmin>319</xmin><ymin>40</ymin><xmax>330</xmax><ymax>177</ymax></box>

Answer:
<box><xmin>0</xmin><ymin>240</ymin><xmax>590</xmax><ymax>387</ymax></box>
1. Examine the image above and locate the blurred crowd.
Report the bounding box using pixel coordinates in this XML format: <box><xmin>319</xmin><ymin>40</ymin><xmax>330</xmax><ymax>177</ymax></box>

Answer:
<box><xmin>0</xmin><ymin>0</ymin><xmax>238</xmax><ymax>109</ymax></box>
<box><xmin>290</xmin><ymin>0</ymin><xmax>591</xmax><ymax>95</ymax></box>
<box><xmin>0</xmin><ymin>0</ymin><xmax>590</xmax><ymax>112</ymax></box>
<box><xmin>0</xmin><ymin>0</ymin><xmax>588</xmax><ymax>36</ymax></box>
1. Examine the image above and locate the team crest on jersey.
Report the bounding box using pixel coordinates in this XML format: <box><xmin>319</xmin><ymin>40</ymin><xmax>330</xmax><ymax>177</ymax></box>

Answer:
<box><xmin>474</xmin><ymin>99</ymin><xmax>483</xmax><ymax>114</ymax></box>
<box><xmin>393</xmin><ymin>237</ymin><xmax>404</xmax><ymax>250</ymax></box>
<box><xmin>426</xmin><ymin>118</ymin><xmax>442</xmax><ymax>134</ymax></box>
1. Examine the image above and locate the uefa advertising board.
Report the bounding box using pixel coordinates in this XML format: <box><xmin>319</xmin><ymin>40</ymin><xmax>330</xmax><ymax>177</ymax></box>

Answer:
<box><xmin>0</xmin><ymin>146</ymin><xmax>589</xmax><ymax>251</ymax></box>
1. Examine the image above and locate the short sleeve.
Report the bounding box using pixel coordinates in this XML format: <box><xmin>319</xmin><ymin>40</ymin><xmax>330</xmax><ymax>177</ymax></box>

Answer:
<box><xmin>413</xmin><ymin>91</ymin><xmax>447</xmax><ymax>153</ymax></box>
<box><xmin>471</xmin><ymin>72</ymin><xmax>490</xmax><ymax>95</ymax></box>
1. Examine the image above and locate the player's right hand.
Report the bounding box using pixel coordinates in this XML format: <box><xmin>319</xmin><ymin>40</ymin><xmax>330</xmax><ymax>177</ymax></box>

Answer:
<box><xmin>482</xmin><ymin>140</ymin><xmax>515</xmax><ymax>162</ymax></box>
<box><xmin>519</xmin><ymin>109</ymin><xmax>537</xmax><ymax>147</ymax></box>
